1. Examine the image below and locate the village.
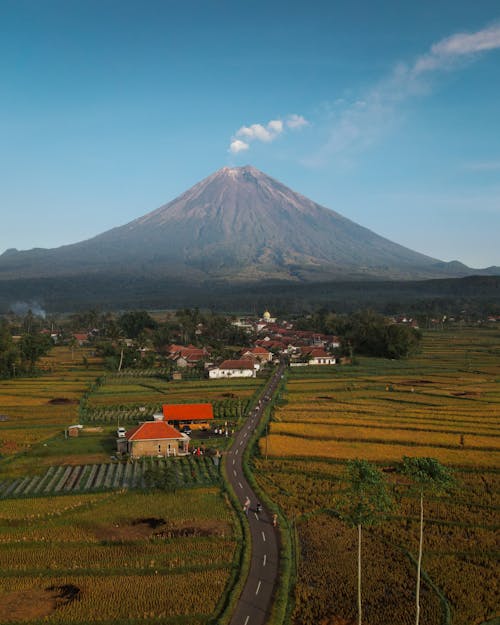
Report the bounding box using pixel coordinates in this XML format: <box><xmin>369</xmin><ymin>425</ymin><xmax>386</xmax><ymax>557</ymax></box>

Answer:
<box><xmin>63</xmin><ymin>310</ymin><xmax>343</xmax><ymax>461</ymax></box>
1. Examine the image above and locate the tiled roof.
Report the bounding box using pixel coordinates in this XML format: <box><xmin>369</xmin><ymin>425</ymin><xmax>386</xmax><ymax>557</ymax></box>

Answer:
<box><xmin>126</xmin><ymin>421</ymin><xmax>184</xmax><ymax>441</ymax></box>
<box><xmin>162</xmin><ymin>403</ymin><xmax>214</xmax><ymax>421</ymax></box>
<box><xmin>246</xmin><ymin>346</ymin><xmax>270</xmax><ymax>354</ymax></box>
<box><xmin>219</xmin><ymin>359</ymin><xmax>255</xmax><ymax>370</ymax></box>
<box><xmin>309</xmin><ymin>348</ymin><xmax>330</xmax><ymax>358</ymax></box>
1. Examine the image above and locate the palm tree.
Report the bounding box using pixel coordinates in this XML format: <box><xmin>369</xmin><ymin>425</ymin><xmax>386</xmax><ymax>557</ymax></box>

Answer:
<box><xmin>400</xmin><ymin>457</ymin><xmax>455</xmax><ymax>625</ymax></box>
<box><xmin>337</xmin><ymin>459</ymin><xmax>393</xmax><ymax>625</ymax></box>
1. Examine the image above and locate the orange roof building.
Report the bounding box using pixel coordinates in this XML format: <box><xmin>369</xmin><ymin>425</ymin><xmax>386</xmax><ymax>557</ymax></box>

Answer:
<box><xmin>121</xmin><ymin>421</ymin><xmax>189</xmax><ymax>458</ymax></box>
<box><xmin>162</xmin><ymin>403</ymin><xmax>214</xmax><ymax>422</ymax></box>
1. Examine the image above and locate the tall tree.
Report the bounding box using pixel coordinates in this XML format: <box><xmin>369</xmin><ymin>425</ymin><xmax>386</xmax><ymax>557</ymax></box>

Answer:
<box><xmin>19</xmin><ymin>333</ymin><xmax>53</xmax><ymax>372</ymax></box>
<box><xmin>118</xmin><ymin>311</ymin><xmax>157</xmax><ymax>339</ymax></box>
<box><xmin>337</xmin><ymin>459</ymin><xmax>393</xmax><ymax>625</ymax></box>
<box><xmin>400</xmin><ymin>457</ymin><xmax>455</xmax><ymax>625</ymax></box>
<box><xmin>0</xmin><ymin>320</ymin><xmax>20</xmax><ymax>378</ymax></box>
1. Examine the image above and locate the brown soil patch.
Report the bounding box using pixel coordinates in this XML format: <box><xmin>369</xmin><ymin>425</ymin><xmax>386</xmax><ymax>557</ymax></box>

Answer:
<box><xmin>93</xmin><ymin>518</ymin><xmax>230</xmax><ymax>541</ymax></box>
<box><xmin>154</xmin><ymin>519</ymin><xmax>230</xmax><ymax>538</ymax></box>
<box><xmin>0</xmin><ymin>585</ymin><xmax>79</xmax><ymax>622</ymax></box>
<box><xmin>48</xmin><ymin>397</ymin><xmax>78</xmax><ymax>405</ymax></box>
<box><xmin>132</xmin><ymin>517</ymin><xmax>166</xmax><ymax>529</ymax></box>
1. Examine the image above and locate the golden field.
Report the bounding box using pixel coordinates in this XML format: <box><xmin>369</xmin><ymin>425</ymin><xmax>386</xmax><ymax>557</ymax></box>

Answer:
<box><xmin>256</xmin><ymin>326</ymin><xmax>500</xmax><ymax>625</ymax></box>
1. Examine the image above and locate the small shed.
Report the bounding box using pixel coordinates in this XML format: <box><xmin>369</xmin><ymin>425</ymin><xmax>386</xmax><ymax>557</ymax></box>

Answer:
<box><xmin>68</xmin><ymin>424</ymin><xmax>83</xmax><ymax>437</ymax></box>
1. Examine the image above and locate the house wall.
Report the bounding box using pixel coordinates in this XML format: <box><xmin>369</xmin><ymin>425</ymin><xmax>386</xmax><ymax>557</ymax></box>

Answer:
<box><xmin>209</xmin><ymin>368</ymin><xmax>255</xmax><ymax>379</ymax></box>
<box><xmin>129</xmin><ymin>439</ymin><xmax>187</xmax><ymax>458</ymax></box>
<box><xmin>309</xmin><ymin>357</ymin><xmax>336</xmax><ymax>365</ymax></box>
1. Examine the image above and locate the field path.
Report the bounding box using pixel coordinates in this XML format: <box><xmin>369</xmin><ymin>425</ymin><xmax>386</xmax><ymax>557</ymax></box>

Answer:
<box><xmin>227</xmin><ymin>362</ymin><xmax>286</xmax><ymax>625</ymax></box>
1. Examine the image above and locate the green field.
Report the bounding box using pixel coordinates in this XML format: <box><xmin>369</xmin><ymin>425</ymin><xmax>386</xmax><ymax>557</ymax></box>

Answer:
<box><xmin>0</xmin><ymin>349</ymin><xmax>265</xmax><ymax>477</ymax></box>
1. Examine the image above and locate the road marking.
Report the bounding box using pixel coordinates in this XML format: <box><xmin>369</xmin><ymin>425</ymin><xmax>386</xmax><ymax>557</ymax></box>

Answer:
<box><xmin>238</xmin><ymin>482</ymin><xmax>243</xmax><ymax>489</ymax></box>
<box><xmin>233</xmin><ymin>470</ymin><xmax>237</xmax><ymax>477</ymax></box>
<box><xmin>244</xmin><ymin>616</ymin><xmax>250</xmax><ymax>625</ymax></box>
<box><xmin>255</xmin><ymin>580</ymin><xmax>261</xmax><ymax>595</ymax></box>
<box><xmin>243</xmin><ymin>432</ymin><xmax>247</xmax><ymax>438</ymax></box>
<box><xmin>261</xmin><ymin>531</ymin><xmax>266</xmax><ymax>542</ymax></box>
<box><xmin>239</xmin><ymin>440</ymin><xmax>243</xmax><ymax>446</ymax></box>
<box><xmin>254</xmin><ymin>512</ymin><xmax>259</xmax><ymax>520</ymax></box>
<box><xmin>232</xmin><ymin>459</ymin><xmax>235</xmax><ymax>465</ymax></box>
<box><xmin>263</xmin><ymin>554</ymin><xmax>267</xmax><ymax>566</ymax></box>
<box><xmin>235</xmin><ymin>449</ymin><xmax>239</xmax><ymax>455</ymax></box>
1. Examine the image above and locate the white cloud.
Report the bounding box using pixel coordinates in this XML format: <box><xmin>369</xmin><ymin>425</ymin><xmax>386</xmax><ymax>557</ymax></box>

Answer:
<box><xmin>286</xmin><ymin>114</ymin><xmax>309</xmax><ymax>129</ymax></box>
<box><xmin>268</xmin><ymin>119</ymin><xmax>284</xmax><ymax>134</ymax></box>
<box><xmin>463</xmin><ymin>160</ymin><xmax>500</xmax><ymax>172</ymax></box>
<box><xmin>414</xmin><ymin>23</ymin><xmax>500</xmax><ymax>73</ymax></box>
<box><xmin>307</xmin><ymin>23</ymin><xmax>500</xmax><ymax>166</ymax></box>
<box><xmin>236</xmin><ymin>121</ymin><xmax>282</xmax><ymax>143</ymax></box>
<box><xmin>229</xmin><ymin>114</ymin><xmax>309</xmax><ymax>153</ymax></box>
<box><xmin>229</xmin><ymin>139</ymin><xmax>249</xmax><ymax>154</ymax></box>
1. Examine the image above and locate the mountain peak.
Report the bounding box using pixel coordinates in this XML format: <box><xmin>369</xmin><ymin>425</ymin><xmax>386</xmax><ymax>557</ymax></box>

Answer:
<box><xmin>217</xmin><ymin>164</ymin><xmax>262</xmax><ymax>179</ymax></box>
<box><xmin>0</xmin><ymin>165</ymin><xmax>483</xmax><ymax>282</ymax></box>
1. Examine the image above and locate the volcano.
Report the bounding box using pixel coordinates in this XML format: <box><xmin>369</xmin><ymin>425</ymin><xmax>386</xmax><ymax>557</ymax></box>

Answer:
<box><xmin>0</xmin><ymin>166</ymin><xmax>487</xmax><ymax>281</ymax></box>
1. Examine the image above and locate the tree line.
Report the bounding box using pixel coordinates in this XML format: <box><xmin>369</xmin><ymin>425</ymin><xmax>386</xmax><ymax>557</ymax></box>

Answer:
<box><xmin>295</xmin><ymin>309</ymin><xmax>422</xmax><ymax>359</ymax></box>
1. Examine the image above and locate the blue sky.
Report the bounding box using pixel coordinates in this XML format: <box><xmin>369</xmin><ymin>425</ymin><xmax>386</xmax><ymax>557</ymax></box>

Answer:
<box><xmin>1</xmin><ymin>0</ymin><xmax>499</xmax><ymax>268</ymax></box>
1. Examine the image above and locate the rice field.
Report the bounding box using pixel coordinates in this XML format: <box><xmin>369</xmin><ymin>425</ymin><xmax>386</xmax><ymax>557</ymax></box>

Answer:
<box><xmin>255</xmin><ymin>326</ymin><xmax>500</xmax><ymax>625</ymax></box>
<box><xmin>87</xmin><ymin>375</ymin><xmax>262</xmax><ymax>408</ymax></box>
<box><xmin>0</xmin><ymin>488</ymin><xmax>237</xmax><ymax>624</ymax></box>
<box><xmin>0</xmin><ymin>455</ymin><xmax>221</xmax><ymax>500</ymax></box>
<box><xmin>0</xmin><ymin>347</ymin><xmax>105</xmax><ymax>457</ymax></box>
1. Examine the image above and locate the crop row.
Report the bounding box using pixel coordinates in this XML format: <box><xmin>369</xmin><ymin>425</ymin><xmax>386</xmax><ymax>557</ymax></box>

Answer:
<box><xmin>0</xmin><ymin>456</ymin><xmax>221</xmax><ymax>500</ymax></box>
<box><xmin>110</xmin><ymin>368</ymin><xmax>170</xmax><ymax>378</ymax></box>
<box><xmin>80</xmin><ymin>397</ymin><xmax>250</xmax><ymax>423</ymax></box>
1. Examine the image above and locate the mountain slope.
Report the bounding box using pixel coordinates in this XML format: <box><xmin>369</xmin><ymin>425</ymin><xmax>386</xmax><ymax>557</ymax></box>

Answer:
<box><xmin>0</xmin><ymin>166</ymin><xmax>493</xmax><ymax>281</ymax></box>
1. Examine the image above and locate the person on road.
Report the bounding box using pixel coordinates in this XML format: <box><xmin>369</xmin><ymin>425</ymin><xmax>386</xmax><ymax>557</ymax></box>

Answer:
<box><xmin>272</xmin><ymin>513</ymin><xmax>278</xmax><ymax>527</ymax></box>
<box><xmin>256</xmin><ymin>502</ymin><xmax>262</xmax><ymax>514</ymax></box>
<box><xmin>243</xmin><ymin>497</ymin><xmax>250</xmax><ymax>515</ymax></box>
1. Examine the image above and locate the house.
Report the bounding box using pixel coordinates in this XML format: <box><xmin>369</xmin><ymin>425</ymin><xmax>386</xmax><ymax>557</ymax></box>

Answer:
<box><xmin>118</xmin><ymin>421</ymin><xmax>190</xmax><ymax>458</ymax></box>
<box><xmin>209</xmin><ymin>359</ymin><xmax>256</xmax><ymax>379</ymax></box>
<box><xmin>167</xmin><ymin>344</ymin><xmax>210</xmax><ymax>368</ymax></box>
<box><xmin>307</xmin><ymin>348</ymin><xmax>336</xmax><ymax>365</ymax></box>
<box><xmin>73</xmin><ymin>333</ymin><xmax>89</xmax><ymax>346</ymax></box>
<box><xmin>162</xmin><ymin>403</ymin><xmax>214</xmax><ymax>430</ymax></box>
<box><xmin>241</xmin><ymin>346</ymin><xmax>272</xmax><ymax>363</ymax></box>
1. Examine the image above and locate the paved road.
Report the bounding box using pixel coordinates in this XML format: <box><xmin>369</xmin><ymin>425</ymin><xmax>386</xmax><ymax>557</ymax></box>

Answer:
<box><xmin>226</xmin><ymin>362</ymin><xmax>286</xmax><ymax>625</ymax></box>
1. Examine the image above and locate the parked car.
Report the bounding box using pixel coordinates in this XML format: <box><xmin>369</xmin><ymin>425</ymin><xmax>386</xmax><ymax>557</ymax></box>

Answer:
<box><xmin>117</xmin><ymin>427</ymin><xmax>127</xmax><ymax>438</ymax></box>
<box><xmin>181</xmin><ymin>425</ymin><xmax>192</xmax><ymax>435</ymax></box>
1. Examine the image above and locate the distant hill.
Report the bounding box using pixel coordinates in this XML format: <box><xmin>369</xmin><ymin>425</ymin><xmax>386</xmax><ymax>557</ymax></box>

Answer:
<box><xmin>1</xmin><ymin>165</ymin><xmax>497</xmax><ymax>282</ymax></box>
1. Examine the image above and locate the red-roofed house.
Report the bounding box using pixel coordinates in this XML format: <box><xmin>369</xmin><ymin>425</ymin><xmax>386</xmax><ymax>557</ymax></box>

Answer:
<box><xmin>167</xmin><ymin>344</ymin><xmax>210</xmax><ymax>368</ymax></box>
<box><xmin>119</xmin><ymin>421</ymin><xmax>189</xmax><ymax>458</ymax></box>
<box><xmin>73</xmin><ymin>333</ymin><xmax>89</xmax><ymax>346</ymax></box>
<box><xmin>162</xmin><ymin>403</ymin><xmax>214</xmax><ymax>430</ymax></box>
<box><xmin>209</xmin><ymin>359</ymin><xmax>256</xmax><ymax>379</ymax></box>
<box><xmin>241</xmin><ymin>346</ymin><xmax>272</xmax><ymax>363</ymax></box>
<box><xmin>303</xmin><ymin>347</ymin><xmax>336</xmax><ymax>365</ymax></box>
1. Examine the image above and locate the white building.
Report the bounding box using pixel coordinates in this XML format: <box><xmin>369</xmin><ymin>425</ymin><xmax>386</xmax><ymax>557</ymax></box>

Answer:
<box><xmin>209</xmin><ymin>359</ymin><xmax>256</xmax><ymax>379</ymax></box>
